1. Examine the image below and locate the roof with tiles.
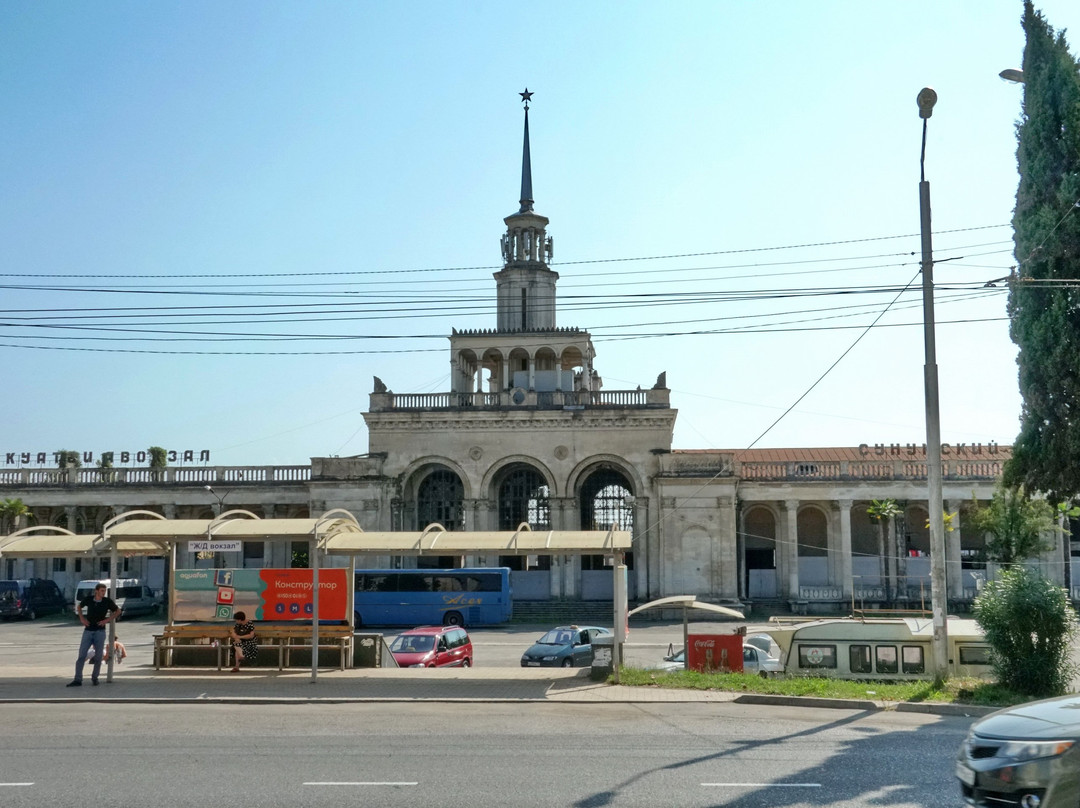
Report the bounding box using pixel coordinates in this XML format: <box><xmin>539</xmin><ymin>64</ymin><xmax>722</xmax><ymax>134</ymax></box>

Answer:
<box><xmin>672</xmin><ymin>444</ymin><xmax>1012</xmax><ymax>463</ymax></box>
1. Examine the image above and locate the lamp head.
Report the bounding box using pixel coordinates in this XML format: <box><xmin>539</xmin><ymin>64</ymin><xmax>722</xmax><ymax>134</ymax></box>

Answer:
<box><xmin>917</xmin><ymin>87</ymin><xmax>938</xmax><ymax>119</ymax></box>
<box><xmin>999</xmin><ymin>68</ymin><xmax>1025</xmax><ymax>84</ymax></box>
<box><xmin>204</xmin><ymin>485</ymin><xmax>213</xmax><ymax>492</ymax></box>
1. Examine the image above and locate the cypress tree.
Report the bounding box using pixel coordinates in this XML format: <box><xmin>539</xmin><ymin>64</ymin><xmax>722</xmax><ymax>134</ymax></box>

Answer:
<box><xmin>1003</xmin><ymin>2</ymin><xmax>1080</xmax><ymax>503</ymax></box>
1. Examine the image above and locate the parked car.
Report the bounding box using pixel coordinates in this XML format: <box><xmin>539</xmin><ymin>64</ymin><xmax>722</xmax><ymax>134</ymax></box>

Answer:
<box><xmin>74</xmin><ymin>579</ymin><xmax>160</xmax><ymax>619</ymax></box>
<box><xmin>0</xmin><ymin>578</ymin><xmax>68</xmax><ymax>620</ymax></box>
<box><xmin>652</xmin><ymin>644</ymin><xmax>783</xmax><ymax>677</ymax></box>
<box><xmin>388</xmin><ymin>625</ymin><xmax>473</xmax><ymax>668</ymax></box>
<box><xmin>956</xmin><ymin>693</ymin><xmax>1080</xmax><ymax>808</ymax></box>
<box><xmin>520</xmin><ymin>625</ymin><xmax>612</xmax><ymax>668</ymax></box>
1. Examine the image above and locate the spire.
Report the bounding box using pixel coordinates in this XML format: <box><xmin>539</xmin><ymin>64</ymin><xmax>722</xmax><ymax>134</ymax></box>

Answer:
<box><xmin>518</xmin><ymin>88</ymin><xmax>534</xmax><ymax>213</ymax></box>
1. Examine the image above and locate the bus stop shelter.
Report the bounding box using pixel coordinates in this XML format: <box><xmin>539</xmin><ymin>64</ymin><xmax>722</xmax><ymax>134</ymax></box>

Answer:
<box><xmin>1</xmin><ymin>509</ymin><xmax>633</xmax><ymax>682</ymax></box>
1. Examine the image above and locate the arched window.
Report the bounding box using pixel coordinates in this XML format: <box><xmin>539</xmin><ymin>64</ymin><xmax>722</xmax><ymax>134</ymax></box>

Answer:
<box><xmin>417</xmin><ymin>469</ymin><xmax>464</xmax><ymax>532</ymax></box>
<box><xmin>498</xmin><ymin>467</ymin><xmax>550</xmax><ymax>530</ymax></box>
<box><xmin>579</xmin><ymin>468</ymin><xmax>633</xmax><ymax>531</ymax></box>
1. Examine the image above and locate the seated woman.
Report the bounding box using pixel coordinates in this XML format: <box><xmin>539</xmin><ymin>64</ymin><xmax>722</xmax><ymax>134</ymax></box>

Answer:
<box><xmin>229</xmin><ymin>611</ymin><xmax>259</xmax><ymax>673</ymax></box>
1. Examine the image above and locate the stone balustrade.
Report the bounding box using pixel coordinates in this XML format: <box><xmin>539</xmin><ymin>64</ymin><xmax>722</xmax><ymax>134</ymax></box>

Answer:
<box><xmin>739</xmin><ymin>458</ymin><xmax>1004</xmax><ymax>482</ymax></box>
<box><xmin>0</xmin><ymin>465</ymin><xmax>311</xmax><ymax>487</ymax></box>
<box><xmin>369</xmin><ymin>387</ymin><xmax>670</xmax><ymax>412</ymax></box>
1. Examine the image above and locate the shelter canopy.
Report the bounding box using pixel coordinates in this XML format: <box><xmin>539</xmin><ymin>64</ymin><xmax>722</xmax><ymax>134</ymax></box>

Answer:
<box><xmin>1</xmin><ymin>512</ymin><xmax>632</xmax><ymax>558</ymax></box>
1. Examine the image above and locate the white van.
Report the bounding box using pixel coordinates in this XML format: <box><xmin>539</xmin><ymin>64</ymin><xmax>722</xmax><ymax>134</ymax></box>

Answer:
<box><xmin>75</xmin><ymin>579</ymin><xmax>160</xmax><ymax>619</ymax></box>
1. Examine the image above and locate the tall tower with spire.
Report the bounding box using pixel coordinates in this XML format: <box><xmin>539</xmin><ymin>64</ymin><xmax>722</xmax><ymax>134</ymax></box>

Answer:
<box><xmin>445</xmin><ymin>90</ymin><xmax>598</xmax><ymax>398</ymax></box>
<box><xmin>495</xmin><ymin>89</ymin><xmax>557</xmax><ymax>332</ymax></box>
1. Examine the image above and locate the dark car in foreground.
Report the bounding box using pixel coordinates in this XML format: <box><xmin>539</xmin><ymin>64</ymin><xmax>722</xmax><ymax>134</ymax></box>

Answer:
<box><xmin>956</xmin><ymin>694</ymin><xmax>1080</xmax><ymax>808</ymax></box>
<box><xmin>520</xmin><ymin>625</ymin><xmax>611</xmax><ymax>668</ymax></box>
<box><xmin>0</xmin><ymin>579</ymin><xmax>68</xmax><ymax>620</ymax></box>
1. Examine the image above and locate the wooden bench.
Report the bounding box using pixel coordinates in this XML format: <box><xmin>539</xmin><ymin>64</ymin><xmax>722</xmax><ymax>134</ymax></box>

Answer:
<box><xmin>153</xmin><ymin>623</ymin><xmax>353</xmax><ymax>671</ymax></box>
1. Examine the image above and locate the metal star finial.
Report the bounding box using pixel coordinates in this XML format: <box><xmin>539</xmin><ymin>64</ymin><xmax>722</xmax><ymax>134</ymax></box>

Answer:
<box><xmin>519</xmin><ymin>88</ymin><xmax>533</xmax><ymax>108</ymax></box>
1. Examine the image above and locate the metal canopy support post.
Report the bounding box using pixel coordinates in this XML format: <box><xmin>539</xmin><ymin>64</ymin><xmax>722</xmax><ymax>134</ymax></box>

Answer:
<box><xmin>683</xmin><ymin>604</ymin><xmax>690</xmax><ymax>672</ymax></box>
<box><xmin>311</xmin><ymin>530</ymin><xmax>320</xmax><ymax>684</ymax></box>
<box><xmin>613</xmin><ymin>560</ymin><xmax>627</xmax><ymax>683</ymax></box>
<box><xmin>108</xmin><ymin>542</ymin><xmax>118</xmax><ymax>683</ymax></box>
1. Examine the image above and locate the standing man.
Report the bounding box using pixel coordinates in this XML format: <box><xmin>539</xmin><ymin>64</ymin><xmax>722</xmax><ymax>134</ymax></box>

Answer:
<box><xmin>68</xmin><ymin>583</ymin><xmax>120</xmax><ymax>687</ymax></box>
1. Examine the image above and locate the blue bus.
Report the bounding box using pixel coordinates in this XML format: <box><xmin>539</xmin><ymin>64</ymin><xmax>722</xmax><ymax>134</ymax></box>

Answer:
<box><xmin>353</xmin><ymin>568</ymin><xmax>512</xmax><ymax>628</ymax></box>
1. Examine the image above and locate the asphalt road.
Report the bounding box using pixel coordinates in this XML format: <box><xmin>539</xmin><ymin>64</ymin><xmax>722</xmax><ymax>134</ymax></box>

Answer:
<box><xmin>0</xmin><ymin>700</ymin><xmax>970</xmax><ymax>808</ymax></box>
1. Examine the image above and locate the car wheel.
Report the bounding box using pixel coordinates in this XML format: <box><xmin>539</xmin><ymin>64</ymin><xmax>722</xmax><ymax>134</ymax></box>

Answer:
<box><xmin>442</xmin><ymin>611</ymin><xmax>464</xmax><ymax>627</ymax></box>
<box><xmin>759</xmin><ymin>670</ymin><xmax>769</xmax><ymax>679</ymax></box>
<box><xmin>461</xmin><ymin>658</ymin><xmax>471</xmax><ymax>668</ymax></box>
<box><xmin>26</xmin><ymin>609</ymin><xmax>36</xmax><ymax>621</ymax></box>
<box><xmin>561</xmin><ymin>658</ymin><xmax>573</xmax><ymax>668</ymax></box>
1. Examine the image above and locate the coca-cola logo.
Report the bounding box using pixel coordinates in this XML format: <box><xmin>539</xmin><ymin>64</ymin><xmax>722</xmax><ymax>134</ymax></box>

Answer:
<box><xmin>693</xmin><ymin>639</ymin><xmax>716</xmax><ymax>649</ymax></box>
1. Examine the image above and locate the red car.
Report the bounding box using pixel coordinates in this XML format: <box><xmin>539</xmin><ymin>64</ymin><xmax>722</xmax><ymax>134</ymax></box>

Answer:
<box><xmin>389</xmin><ymin>625</ymin><xmax>473</xmax><ymax>668</ymax></box>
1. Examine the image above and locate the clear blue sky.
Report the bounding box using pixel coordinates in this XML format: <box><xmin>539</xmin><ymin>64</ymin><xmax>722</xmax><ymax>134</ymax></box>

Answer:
<box><xmin>2</xmin><ymin>1</ymin><xmax>1078</xmax><ymax>468</ymax></box>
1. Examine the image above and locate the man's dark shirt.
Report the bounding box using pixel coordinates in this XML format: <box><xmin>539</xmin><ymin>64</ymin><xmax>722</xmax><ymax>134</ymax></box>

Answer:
<box><xmin>79</xmin><ymin>595</ymin><xmax>119</xmax><ymax>630</ymax></box>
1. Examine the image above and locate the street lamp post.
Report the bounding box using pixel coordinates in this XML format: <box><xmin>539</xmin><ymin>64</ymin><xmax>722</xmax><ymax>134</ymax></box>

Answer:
<box><xmin>918</xmin><ymin>87</ymin><xmax>949</xmax><ymax>681</ymax></box>
<box><xmin>204</xmin><ymin>485</ymin><xmax>230</xmax><ymax>516</ymax></box>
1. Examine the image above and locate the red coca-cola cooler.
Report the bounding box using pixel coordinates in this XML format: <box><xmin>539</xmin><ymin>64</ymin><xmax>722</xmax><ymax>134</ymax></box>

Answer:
<box><xmin>687</xmin><ymin>634</ymin><xmax>743</xmax><ymax>673</ymax></box>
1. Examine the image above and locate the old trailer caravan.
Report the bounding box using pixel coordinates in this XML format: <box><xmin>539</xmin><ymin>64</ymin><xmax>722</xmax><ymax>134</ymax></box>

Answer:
<box><xmin>759</xmin><ymin>616</ymin><xmax>993</xmax><ymax>681</ymax></box>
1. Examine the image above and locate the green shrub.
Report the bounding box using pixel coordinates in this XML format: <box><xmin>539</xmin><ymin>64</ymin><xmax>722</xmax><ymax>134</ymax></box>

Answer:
<box><xmin>973</xmin><ymin>566</ymin><xmax>1079</xmax><ymax>697</ymax></box>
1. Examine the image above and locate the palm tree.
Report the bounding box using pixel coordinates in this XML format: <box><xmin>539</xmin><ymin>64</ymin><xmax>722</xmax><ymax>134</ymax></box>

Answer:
<box><xmin>0</xmin><ymin>498</ymin><xmax>30</xmax><ymax>534</ymax></box>
<box><xmin>867</xmin><ymin>499</ymin><xmax>901</xmax><ymax>603</ymax></box>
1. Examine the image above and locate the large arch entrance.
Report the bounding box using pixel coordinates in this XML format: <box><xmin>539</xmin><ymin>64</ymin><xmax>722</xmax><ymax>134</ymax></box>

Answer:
<box><xmin>578</xmin><ymin>466</ymin><xmax>634</xmax><ymax>600</ymax></box>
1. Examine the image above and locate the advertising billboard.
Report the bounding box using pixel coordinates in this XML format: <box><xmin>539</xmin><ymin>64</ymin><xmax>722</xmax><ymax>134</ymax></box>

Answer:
<box><xmin>172</xmin><ymin>568</ymin><xmax>349</xmax><ymax>622</ymax></box>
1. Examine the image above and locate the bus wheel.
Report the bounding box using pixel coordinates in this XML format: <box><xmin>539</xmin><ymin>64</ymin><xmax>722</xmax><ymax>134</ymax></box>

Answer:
<box><xmin>353</xmin><ymin>611</ymin><xmax>363</xmax><ymax>628</ymax></box>
<box><xmin>443</xmin><ymin>611</ymin><xmax>464</xmax><ymax>627</ymax></box>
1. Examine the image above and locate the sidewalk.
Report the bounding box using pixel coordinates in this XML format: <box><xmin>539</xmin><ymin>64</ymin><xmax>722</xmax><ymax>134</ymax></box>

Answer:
<box><xmin>0</xmin><ymin>663</ymin><xmax>997</xmax><ymax>716</ymax></box>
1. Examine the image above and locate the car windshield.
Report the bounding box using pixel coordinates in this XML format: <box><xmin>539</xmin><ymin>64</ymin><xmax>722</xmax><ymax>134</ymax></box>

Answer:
<box><xmin>538</xmin><ymin>630</ymin><xmax>574</xmax><ymax>645</ymax></box>
<box><xmin>391</xmin><ymin>635</ymin><xmax>435</xmax><ymax>653</ymax></box>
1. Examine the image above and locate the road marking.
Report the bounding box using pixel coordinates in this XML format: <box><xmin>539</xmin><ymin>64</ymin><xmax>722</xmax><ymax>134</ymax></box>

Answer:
<box><xmin>304</xmin><ymin>782</ymin><xmax>418</xmax><ymax>787</ymax></box>
<box><xmin>0</xmin><ymin>783</ymin><xmax>34</xmax><ymax>787</ymax></box>
<box><xmin>702</xmin><ymin>783</ymin><xmax>822</xmax><ymax>788</ymax></box>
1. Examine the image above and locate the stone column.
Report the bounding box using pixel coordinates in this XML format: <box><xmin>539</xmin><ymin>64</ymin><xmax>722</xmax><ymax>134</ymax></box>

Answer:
<box><xmin>783</xmin><ymin>499</ymin><xmax>800</xmax><ymax>601</ymax></box>
<box><xmin>946</xmin><ymin>498</ymin><xmax>964</xmax><ymax>599</ymax></box>
<box><xmin>717</xmin><ymin>494</ymin><xmax>738</xmax><ymax>599</ymax></box>
<box><xmin>528</xmin><ymin>357</ymin><xmax>536</xmax><ymax>391</ymax></box>
<box><xmin>837</xmin><ymin>500</ymin><xmax>854</xmax><ymax>600</ymax></box>
<box><xmin>634</xmin><ymin>497</ymin><xmax>651</xmax><ymax>600</ymax></box>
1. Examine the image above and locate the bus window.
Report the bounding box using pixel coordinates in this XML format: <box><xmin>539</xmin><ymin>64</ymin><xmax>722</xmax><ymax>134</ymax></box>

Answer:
<box><xmin>959</xmin><ymin>645</ymin><xmax>992</xmax><ymax>665</ymax></box>
<box><xmin>434</xmin><ymin>575</ymin><xmax>465</xmax><ymax>592</ymax></box>
<box><xmin>467</xmin><ymin>574</ymin><xmax>501</xmax><ymax>592</ymax></box>
<box><xmin>901</xmin><ymin>645</ymin><xmax>925</xmax><ymax>674</ymax></box>
<box><xmin>798</xmin><ymin>645</ymin><xmax>837</xmax><ymax>669</ymax></box>
<box><xmin>875</xmin><ymin>645</ymin><xmax>898</xmax><ymax>674</ymax></box>
<box><xmin>849</xmin><ymin>644</ymin><xmax>872</xmax><ymax>674</ymax></box>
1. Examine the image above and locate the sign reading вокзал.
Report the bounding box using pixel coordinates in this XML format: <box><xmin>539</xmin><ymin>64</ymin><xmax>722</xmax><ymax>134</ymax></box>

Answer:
<box><xmin>188</xmin><ymin>540</ymin><xmax>243</xmax><ymax>553</ymax></box>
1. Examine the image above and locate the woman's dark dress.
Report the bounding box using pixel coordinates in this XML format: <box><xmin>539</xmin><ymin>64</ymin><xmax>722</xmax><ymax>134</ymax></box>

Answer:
<box><xmin>233</xmin><ymin>621</ymin><xmax>259</xmax><ymax>666</ymax></box>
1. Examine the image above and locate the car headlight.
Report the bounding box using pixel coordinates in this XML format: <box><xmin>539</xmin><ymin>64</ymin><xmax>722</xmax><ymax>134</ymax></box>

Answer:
<box><xmin>408</xmin><ymin>663</ymin><xmax>426</xmax><ymax>668</ymax></box>
<box><xmin>997</xmin><ymin>740</ymin><xmax>1075</xmax><ymax>761</ymax></box>
<box><xmin>542</xmin><ymin>656</ymin><xmax>558</xmax><ymax>662</ymax></box>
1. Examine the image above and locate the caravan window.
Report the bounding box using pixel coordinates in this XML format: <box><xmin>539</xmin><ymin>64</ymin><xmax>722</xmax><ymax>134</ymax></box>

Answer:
<box><xmin>875</xmin><ymin>645</ymin><xmax>899</xmax><ymax>674</ymax></box>
<box><xmin>901</xmin><ymin>646</ymin><xmax>925</xmax><ymax>674</ymax></box>
<box><xmin>797</xmin><ymin>645</ymin><xmax>837</xmax><ymax>669</ymax></box>
<box><xmin>959</xmin><ymin>645</ymin><xmax>992</xmax><ymax>666</ymax></box>
<box><xmin>849</xmin><ymin>645</ymin><xmax>872</xmax><ymax>674</ymax></box>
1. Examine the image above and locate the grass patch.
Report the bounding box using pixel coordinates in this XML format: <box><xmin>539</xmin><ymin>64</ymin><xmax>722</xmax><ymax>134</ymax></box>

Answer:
<box><xmin>615</xmin><ymin>667</ymin><xmax>1030</xmax><ymax>707</ymax></box>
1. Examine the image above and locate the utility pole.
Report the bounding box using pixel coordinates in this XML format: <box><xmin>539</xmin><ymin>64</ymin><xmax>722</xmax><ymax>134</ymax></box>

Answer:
<box><xmin>918</xmin><ymin>87</ymin><xmax>949</xmax><ymax>681</ymax></box>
